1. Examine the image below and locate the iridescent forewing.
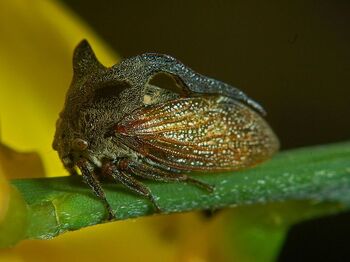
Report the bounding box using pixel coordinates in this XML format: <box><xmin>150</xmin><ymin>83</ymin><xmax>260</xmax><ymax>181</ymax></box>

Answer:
<box><xmin>114</xmin><ymin>95</ymin><xmax>279</xmax><ymax>172</ymax></box>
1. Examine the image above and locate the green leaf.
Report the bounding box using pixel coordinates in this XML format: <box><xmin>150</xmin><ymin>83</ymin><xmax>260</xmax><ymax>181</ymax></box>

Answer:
<box><xmin>9</xmin><ymin>141</ymin><xmax>350</xmax><ymax>244</ymax></box>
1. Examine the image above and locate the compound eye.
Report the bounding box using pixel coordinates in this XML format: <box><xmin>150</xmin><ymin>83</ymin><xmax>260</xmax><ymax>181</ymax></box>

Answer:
<box><xmin>72</xmin><ymin>138</ymin><xmax>89</xmax><ymax>151</ymax></box>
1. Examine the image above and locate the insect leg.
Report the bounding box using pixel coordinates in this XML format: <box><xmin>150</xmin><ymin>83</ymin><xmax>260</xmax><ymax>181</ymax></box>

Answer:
<box><xmin>102</xmin><ymin>161</ymin><xmax>161</xmax><ymax>213</ymax></box>
<box><xmin>76</xmin><ymin>159</ymin><xmax>115</xmax><ymax>220</ymax></box>
<box><xmin>128</xmin><ymin>161</ymin><xmax>214</xmax><ymax>193</ymax></box>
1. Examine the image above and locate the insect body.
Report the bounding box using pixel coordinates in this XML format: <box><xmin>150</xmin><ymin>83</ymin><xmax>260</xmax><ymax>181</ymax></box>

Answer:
<box><xmin>53</xmin><ymin>40</ymin><xmax>279</xmax><ymax>219</ymax></box>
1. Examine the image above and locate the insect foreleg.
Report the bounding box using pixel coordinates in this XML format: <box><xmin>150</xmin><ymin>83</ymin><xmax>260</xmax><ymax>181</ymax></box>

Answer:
<box><xmin>77</xmin><ymin>159</ymin><xmax>115</xmax><ymax>220</ymax></box>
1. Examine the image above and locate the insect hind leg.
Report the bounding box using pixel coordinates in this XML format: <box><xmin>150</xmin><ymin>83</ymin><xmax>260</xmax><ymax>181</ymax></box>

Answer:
<box><xmin>128</xmin><ymin>160</ymin><xmax>214</xmax><ymax>193</ymax></box>
<box><xmin>102</xmin><ymin>161</ymin><xmax>161</xmax><ymax>213</ymax></box>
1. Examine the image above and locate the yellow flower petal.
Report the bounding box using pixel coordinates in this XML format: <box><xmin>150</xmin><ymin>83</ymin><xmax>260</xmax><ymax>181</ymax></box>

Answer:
<box><xmin>0</xmin><ymin>0</ymin><xmax>118</xmax><ymax>178</ymax></box>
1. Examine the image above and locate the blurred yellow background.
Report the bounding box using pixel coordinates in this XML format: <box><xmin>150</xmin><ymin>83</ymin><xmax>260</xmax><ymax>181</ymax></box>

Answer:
<box><xmin>1</xmin><ymin>0</ymin><xmax>349</xmax><ymax>261</ymax></box>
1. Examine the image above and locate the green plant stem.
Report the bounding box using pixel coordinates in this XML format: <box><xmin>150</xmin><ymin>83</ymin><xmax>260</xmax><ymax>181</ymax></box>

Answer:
<box><xmin>11</xmin><ymin>142</ymin><xmax>350</xmax><ymax>240</ymax></box>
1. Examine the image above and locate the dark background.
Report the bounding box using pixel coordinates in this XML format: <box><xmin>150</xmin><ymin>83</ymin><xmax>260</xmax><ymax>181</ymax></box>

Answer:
<box><xmin>62</xmin><ymin>1</ymin><xmax>350</xmax><ymax>260</ymax></box>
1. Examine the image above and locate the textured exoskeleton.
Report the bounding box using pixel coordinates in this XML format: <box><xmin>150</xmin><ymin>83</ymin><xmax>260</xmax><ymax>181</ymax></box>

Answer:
<box><xmin>53</xmin><ymin>40</ymin><xmax>279</xmax><ymax>219</ymax></box>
